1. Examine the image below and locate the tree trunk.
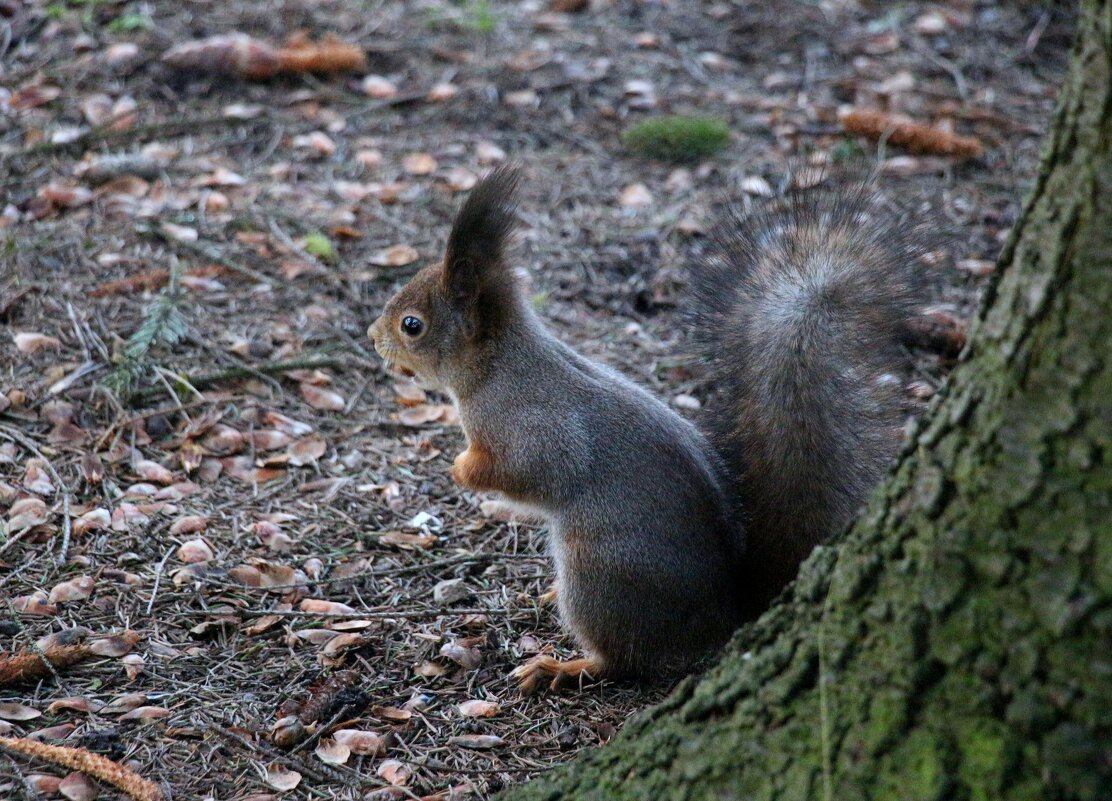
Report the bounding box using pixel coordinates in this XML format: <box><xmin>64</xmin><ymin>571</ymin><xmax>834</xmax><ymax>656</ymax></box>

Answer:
<box><xmin>507</xmin><ymin>2</ymin><xmax>1111</xmax><ymax>800</ymax></box>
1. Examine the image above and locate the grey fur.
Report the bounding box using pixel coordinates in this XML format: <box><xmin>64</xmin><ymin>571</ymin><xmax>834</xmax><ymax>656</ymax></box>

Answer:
<box><xmin>690</xmin><ymin>177</ymin><xmax>929</xmax><ymax>610</ymax></box>
<box><xmin>370</xmin><ymin>169</ymin><xmax>927</xmax><ymax>683</ymax></box>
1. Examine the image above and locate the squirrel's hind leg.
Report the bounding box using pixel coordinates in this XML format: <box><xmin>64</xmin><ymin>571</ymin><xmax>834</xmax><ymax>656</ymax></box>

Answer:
<box><xmin>512</xmin><ymin>654</ymin><xmax>607</xmax><ymax>694</ymax></box>
<box><xmin>536</xmin><ymin>581</ymin><xmax>558</xmax><ymax>607</ymax></box>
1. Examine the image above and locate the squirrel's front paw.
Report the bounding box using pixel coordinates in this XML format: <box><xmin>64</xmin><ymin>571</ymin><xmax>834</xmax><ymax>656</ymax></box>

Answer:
<box><xmin>511</xmin><ymin>655</ymin><xmax>607</xmax><ymax>694</ymax></box>
<box><xmin>452</xmin><ymin>445</ymin><xmax>496</xmax><ymax>491</ymax></box>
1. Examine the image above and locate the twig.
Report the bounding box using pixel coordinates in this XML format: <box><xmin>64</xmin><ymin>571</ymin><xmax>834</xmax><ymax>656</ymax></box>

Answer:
<box><xmin>0</xmin><ymin>425</ymin><xmax>72</xmax><ymax>566</ymax></box>
<box><xmin>206</xmin><ymin>720</ymin><xmax>379</xmax><ymax>789</ymax></box>
<box><xmin>3</xmin><ymin>599</ymin><xmax>70</xmax><ymax>693</ymax></box>
<box><xmin>214</xmin><ymin>551</ymin><xmax>543</xmax><ymax>592</ymax></box>
<box><xmin>128</xmin><ymin>352</ymin><xmax>353</xmax><ymax>404</ymax></box>
<box><xmin>146</xmin><ymin>546</ymin><xmax>175</xmax><ymax>615</ymax></box>
<box><xmin>146</xmin><ymin>228</ymin><xmax>286</xmax><ymax>288</ymax></box>
<box><xmin>23</xmin><ymin>114</ymin><xmax>257</xmax><ymax>157</ymax></box>
<box><xmin>233</xmin><ymin>606</ymin><xmax>523</xmax><ymax>620</ymax></box>
<box><xmin>2</xmin><ymin>753</ymin><xmax>40</xmax><ymax>801</ymax></box>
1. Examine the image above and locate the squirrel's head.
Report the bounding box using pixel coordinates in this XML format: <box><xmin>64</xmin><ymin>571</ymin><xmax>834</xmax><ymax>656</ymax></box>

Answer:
<box><xmin>368</xmin><ymin>165</ymin><xmax>523</xmax><ymax>390</ymax></box>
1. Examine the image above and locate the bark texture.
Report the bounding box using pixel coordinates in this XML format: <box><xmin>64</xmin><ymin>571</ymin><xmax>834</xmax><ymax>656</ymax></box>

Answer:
<box><xmin>506</xmin><ymin>2</ymin><xmax>1111</xmax><ymax>799</ymax></box>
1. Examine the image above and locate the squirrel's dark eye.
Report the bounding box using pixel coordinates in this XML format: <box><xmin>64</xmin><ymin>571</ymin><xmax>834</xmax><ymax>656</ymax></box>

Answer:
<box><xmin>401</xmin><ymin>316</ymin><xmax>424</xmax><ymax>337</ymax></box>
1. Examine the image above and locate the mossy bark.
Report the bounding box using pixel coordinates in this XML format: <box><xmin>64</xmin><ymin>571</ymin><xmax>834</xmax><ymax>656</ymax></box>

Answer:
<box><xmin>506</xmin><ymin>2</ymin><xmax>1111</xmax><ymax>799</ymax></box>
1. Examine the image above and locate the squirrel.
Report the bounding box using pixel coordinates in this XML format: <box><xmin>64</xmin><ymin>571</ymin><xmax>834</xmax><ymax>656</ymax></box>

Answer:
<box><xmin>368</xmin><ymin>165</ymin><xmax>927</xmax><ymax>693</ymax></box>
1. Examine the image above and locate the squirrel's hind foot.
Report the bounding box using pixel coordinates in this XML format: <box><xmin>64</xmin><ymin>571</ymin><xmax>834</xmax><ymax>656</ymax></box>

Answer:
<box><xmin>512</xmin><ymin>655</ymin><xmax>607</xmax><ymax>694</ymax></box>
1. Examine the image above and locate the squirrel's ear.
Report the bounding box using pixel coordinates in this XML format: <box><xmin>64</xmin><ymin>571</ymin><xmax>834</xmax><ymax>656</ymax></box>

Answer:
<box><xmin>442</xmin><ymin>165</ymin><xmax>521</xmax><ymax>332</ymax></box>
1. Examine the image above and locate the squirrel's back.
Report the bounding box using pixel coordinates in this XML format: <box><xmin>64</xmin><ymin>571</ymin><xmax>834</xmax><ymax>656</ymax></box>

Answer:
<box><xmin>691</xmin><ymin>176</ymin><xmax>929</xmax><ymax>610</ymax></box>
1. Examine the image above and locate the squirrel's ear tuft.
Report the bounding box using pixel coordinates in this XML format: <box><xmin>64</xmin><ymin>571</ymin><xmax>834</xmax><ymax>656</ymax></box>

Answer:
<box><xmin>442</xmin><ymin>165</ymin><xmax>521</xmax><ymax>326</ymax></box>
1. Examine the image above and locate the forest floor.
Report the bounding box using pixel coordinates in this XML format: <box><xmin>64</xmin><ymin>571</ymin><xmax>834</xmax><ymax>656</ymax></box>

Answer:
<box><xmin>0</xmin><ymin>1</ymin><xmax>1073</xmax><ymax>799</ymax></box>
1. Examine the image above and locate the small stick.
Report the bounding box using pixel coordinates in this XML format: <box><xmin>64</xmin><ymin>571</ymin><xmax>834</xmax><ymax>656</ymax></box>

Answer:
<box><xmin>213</xmin><ymin>551</ymin><xmax>543</xmax><ymax>592</ymax></box>
<box><xmin>127</xmin><ymin>353</ymin><xmax>351</xmax><ymax>404</ymax></box>
<box><xmin>233</xmin><ymin>606</ymin><xmax>519</xmax><ymax>620</ymax></box>
<box><xmin>146</xmin><ymin>546</ymin><xmax>175</xmax><ymax>615</ymax></box>
<box><xmin>147</xmin><ymin>229</ymin><xmax>284</xmax><ymax>288</ymax></box>
<box><xmin>3</xmin><ymin>599</ymin><xmax>70</xmax><ymax>692</ymax></box>
<box><xmin>23</xmin><ymin>113</ymin><xmax>255</xmax><ymax>157</ymax></box>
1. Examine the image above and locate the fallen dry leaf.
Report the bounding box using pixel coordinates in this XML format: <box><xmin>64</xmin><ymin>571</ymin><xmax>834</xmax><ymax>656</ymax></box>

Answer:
<box><xmin>440</xmin><ymin>641</ymin><xmax>481</xmax><ymax>670</ymax></box>
<box><xmin>29</xmin><ymin>723</ymin><xmax>77</xmax><ymax>741</ymax></box>
<box><xmin>287</xmin><ymin>436</ymin><xmax>326</xmax><ymax>466</ymax></box>
<box><xmin>442</xmin><ymin>167</ymin><xmax>477</xmax><ymax>192</ymax></box>
<box><xmin>8</xmin><ymin>497</ymin><xmax>50</xmax><ymax>532</ymax></box>
<box><xmin>619</xmin><ymin>183</ymin><xmax>653</xmax><ymax>208</ymax></box>
<box><xmin>314</xmin><ymin>738</ymin><xmax>350</xmax><ymax>765</ymax></box>
<box><xmin>361</xmin><ymin>75</ymin><xmax>397</xmax><ymax>98</ymax></box>
<box><xmin>221</xmin><ymin>456</ymin><xmax>286</xmax><ymax>484</ymax></box>
<box><xmin>332</xmin><ymin>729</ymin><xmax>386</xmax><ymax>756</ymax></box>
<box><xmin>100</xmin><ymin>693</ymin><xmax>147</xmax><ymax>715</ymax></box>
<box><xmin>378</xmin><ymin>530</ymin><xmax>437</xmax><ymax>550</ymax></box>
<box><xmin>264</xmin><ymin>763</ymin><xmax>302</xmax><ymax>791</ymax></box>
<box><xmin>449</xmin><ymin>734</ymin><xmax>505</xmax><ymax>750</ymax></box>
<box><xmin>47</xmin><ymin>576</ymin><xmax>95</xmax><ymax>604</ymax></box>
<box><xmin>377</xmin><ymin>759</ymin><xmax>411</xmax><ymax>786</ymax></box>
<box><xmin>263</xmin><ymin>411</ymin><xmax>314</xmax><ymax>436</ymax></box>
<box><xmin>402</xmin><ymin>152</ymin><xmax>438</xmax><ymax>175</ymax></box>
<box><xmin>58</xmin><ymin>771</ymin><xmax>97</xmax><ymax>801</ymax></box>
<box><xmin>122</xmin><ymin>654</ymin><xmax>145</xmax><ymax>680</ymax></box>
<box><xmin>249</xmin><ymin>430</ymin><xmax>292</xmax><ymax>451</ymax></box>
<box><xmin>393</xmin><ymin>382</ymin><xmax>426</xmax><ymax>407</ymax></box>
<box><xmin>177</xmin><ymin>537</ymin><xmax>214</xmax><ymax>564</ymax></box>
<box><xmin>23</xmin><ymin>459</ymin><xmax>55</xmax><ymax>495</ymax></box>
<box><xmin>12</xmin><ymin>592</ymin><xmax>57</xmax><ymax>616</ymax></box>
<box><xmin>0</xmin><ymin>702</ymin><xmax>42</xmax><ymax>721</ymax></box>
<box><xmin>369</xmin><ymin>244</ymin><xmax>420</xmax><ymax>267</ymax></box>
<box><xmin>88</xmin><ymin>631</ymin><xmax>141</xmax><ymax>657</ymax></box>
<box><xmin>118</xmin><ymin>706</ymin><xmax>169</xmax><ymax>722</ymax></box>
<box><xmin>372</xmin><ymin>706</ymin><xmax>412</xmax><ymax>723</ymax></box>
<box><xmin>169</xmin><ymin>515</ymin><xmax>208</xmax><ymax>535</ymax></box>
<box><xmin>476</xmin><ymin>141</ymin><xmax>506</xmax><ymax>164</ymax></box>
<box><xmin>299</xmin><ymin>383</ymin><xmax>345</xmax><ymax>412</ymax></box>
<box><xmin>27</xmin><ymin>774</ymin><xmax>62</xmax><ymax>793</ymax></box>
<box><xmin>46</xmin><ymin>698</ymin><xmax>101</xmax><ymax>715</ymax></box>
<box><xmin>299</xmin><ymin>599</ymin><xmax>355</xmax><ymax>615</ymax></box>
<box><xmin>427</xmin><ymin>82</ymin><xmax>459</xmax><ymax>102</ymax></box>
<box><xmin>457</xmin><ymin>700</ymin><xmax>501</xmax><ymax>718</ymax></box>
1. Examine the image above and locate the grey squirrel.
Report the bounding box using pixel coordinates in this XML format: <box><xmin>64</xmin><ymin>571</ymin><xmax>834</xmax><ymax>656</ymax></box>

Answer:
<box><xmin>368</xmin><ymin>166</ymin><xmax>927</xmax><ymax>692</ymax></box>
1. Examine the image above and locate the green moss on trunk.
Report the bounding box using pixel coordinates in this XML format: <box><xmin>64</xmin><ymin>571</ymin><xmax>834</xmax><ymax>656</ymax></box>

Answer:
<box><xmin>505</xmin><ymin>2</ymin><xmax>1111</xmax><ymax>799</ymax></box>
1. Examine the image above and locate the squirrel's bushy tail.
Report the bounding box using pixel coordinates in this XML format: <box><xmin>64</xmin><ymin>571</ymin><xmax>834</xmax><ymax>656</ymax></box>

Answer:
<box><xmin>690</xmin><ymin>175</ymin><xmax>929</xmax><ymax>610</ymax></box>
